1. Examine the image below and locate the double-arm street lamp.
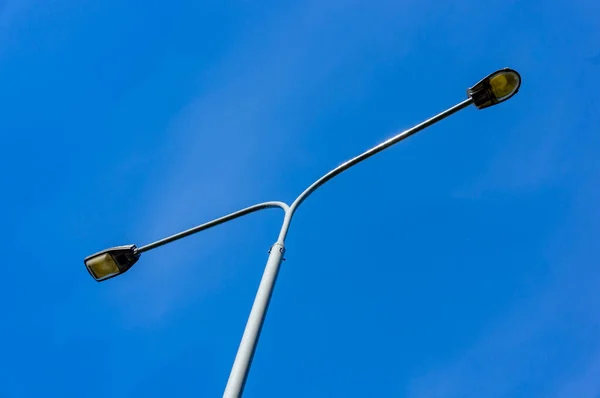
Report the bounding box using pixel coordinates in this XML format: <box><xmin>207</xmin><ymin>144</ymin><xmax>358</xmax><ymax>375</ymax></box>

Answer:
<box><xmin>85</xmin><ymin>68</ymin><xmax>521</xmax><ymax>397</ymax></box>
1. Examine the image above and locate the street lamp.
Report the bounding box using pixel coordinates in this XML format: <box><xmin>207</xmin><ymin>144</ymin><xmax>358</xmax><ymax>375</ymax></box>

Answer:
<box><xmin>85</xmin><ymin>245</ymin><xmax>139</xmax><ymax>282</ymax></box>
<box><xmin>467</xmin><ymin>68</ymin><xmax>521</xmax><ymax>109</ymax></box>
<box><xmin>84</xmin><ymin>68</ymin><xmax>521</xmax><ymax>397</ymax></box>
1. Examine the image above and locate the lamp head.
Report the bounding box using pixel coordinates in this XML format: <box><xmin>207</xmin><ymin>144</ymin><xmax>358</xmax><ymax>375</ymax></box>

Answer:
<box><xmin>468</xmin><ymin>68</ymin><xmax>521</xmax><ymax>109</ymax></box>
<box><xmin>84</xmin><ymin>245</ymin><xmax>139</xmax><ymax>282</ymax></box>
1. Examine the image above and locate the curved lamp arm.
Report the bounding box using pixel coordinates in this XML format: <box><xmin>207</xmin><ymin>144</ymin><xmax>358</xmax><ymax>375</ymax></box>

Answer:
<box><xmin>135</xmin><ymin>201</ymin><xmax>290</xmax><ymax>255</ymax></box>
<box><xmin>276</xmin><ymin>97</ymin><xmax>474</xmax><ymax>242</ymax></box>
<box><xmin>224</xmin><ymin>96</ymin><xmax>477</xmax><ymax>397</ymax></box>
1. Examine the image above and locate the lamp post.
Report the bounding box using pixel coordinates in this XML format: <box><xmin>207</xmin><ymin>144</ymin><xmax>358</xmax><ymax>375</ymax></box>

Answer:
<box><xmin>85</xmin><ymin>68</ymin><xmax>521</xmax><ymax>397</ymax></box>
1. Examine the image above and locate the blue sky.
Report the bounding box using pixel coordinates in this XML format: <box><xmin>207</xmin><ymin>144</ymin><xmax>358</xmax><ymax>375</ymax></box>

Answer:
<box><xmin>1</xmin><ymin>0</ymin><xmax>599</xmax><ymax>397</ymax></box>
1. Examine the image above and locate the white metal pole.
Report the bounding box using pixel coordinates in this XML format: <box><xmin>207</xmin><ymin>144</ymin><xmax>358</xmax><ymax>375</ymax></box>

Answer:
<box><xmin>222</xmin><ymin>242</ymin><xmax>286</xmax><ymax>398</ymax></box>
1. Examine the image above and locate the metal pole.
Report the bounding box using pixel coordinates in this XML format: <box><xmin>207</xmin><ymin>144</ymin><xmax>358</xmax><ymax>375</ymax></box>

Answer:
<box><xmin>222</xmin><ymin>240</ymin><xmax>287</xmax><ymax>398</ymax></box>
